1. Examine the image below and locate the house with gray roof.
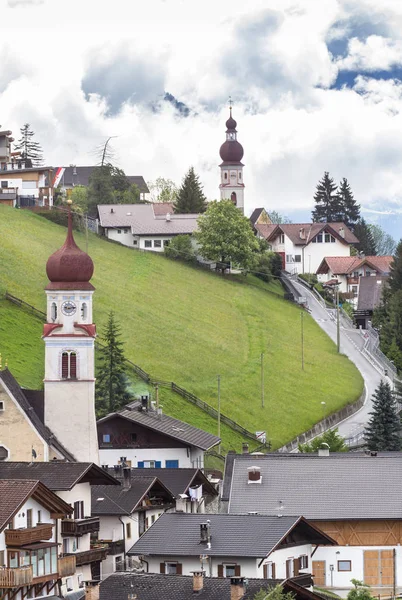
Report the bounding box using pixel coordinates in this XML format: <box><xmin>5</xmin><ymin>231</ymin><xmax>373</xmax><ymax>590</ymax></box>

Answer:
<box><xmin>97</xmin><ymin>202</ymin><xmax>198</xmax><ymax>251</ymax></box>
<box><xmin>99</xmin><ymin>572</ymin><xmax>321</xmax><ymax>600</ymax></box>
<box><xmin>97</xmin><ymin>398</ymin><xmax>220</xmax><ymax>471</ymax></box>
<box><xmin>127</xmin><ymin>512</ymin><xmax>336</xmax><ymax>580</ymax></box>
<box><xmin>223</xmin><ymin>452</ymin><xmax>402</xmax><ymax>594</ymax></box>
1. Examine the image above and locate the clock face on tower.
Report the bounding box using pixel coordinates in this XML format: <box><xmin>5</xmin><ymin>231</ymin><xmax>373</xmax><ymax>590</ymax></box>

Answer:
<box><xmin>61</xmin><ymin>301</ymin><xmax>77</xmax><ymax>316</ymax></box>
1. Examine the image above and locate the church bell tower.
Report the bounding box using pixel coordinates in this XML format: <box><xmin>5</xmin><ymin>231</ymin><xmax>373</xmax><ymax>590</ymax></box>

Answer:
<box><xmin>43</xmin><ymin>201</ymin><xmax>99</xmax><ymax>463</ymax></box>
<box><xmin>219</xmin><ymin>103</ymin><xmax>245</xmax><ymax>214</ymax></box>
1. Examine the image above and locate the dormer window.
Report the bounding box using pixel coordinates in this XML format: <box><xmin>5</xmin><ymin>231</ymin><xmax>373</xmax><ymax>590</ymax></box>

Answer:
<box><xmin>61</xmin><ymin>351</ymin><xmax>77</xmax><ymax>379</ymax></box>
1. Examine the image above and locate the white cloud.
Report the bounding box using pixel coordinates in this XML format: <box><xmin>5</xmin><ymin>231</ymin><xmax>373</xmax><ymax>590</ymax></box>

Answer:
<box><xmin>337</xmin><ymin>35</ymin><xmax>402</xmax><ymax>72</ymax></box>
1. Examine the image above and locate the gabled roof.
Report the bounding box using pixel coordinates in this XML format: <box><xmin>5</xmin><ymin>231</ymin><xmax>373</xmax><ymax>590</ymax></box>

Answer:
<box><xmin>97</xmin><ymin>203</ymin><xmax>198</xmax><ymax>236</ymax></box>
<box><xmin>127</xmin><ymin>513</ymin><xmax>335</xmax><ymax>558</ymax></box>
<box><xmin>257</xmin><ymin>222</ymin><xmax>358</xmax><ymax>246</ymax></box>
<box><xmin>0</xmin><ymin>479</ymin><xmax>73</xmax><ymax>531</ymax></box>
<box><xmin>0</xmin><ymin>462</ymin><xmax>120</xmax><ymax>491</ymax></box>
<box><xmin>99</xmin><ymin>574</ymin><xmax>320</xmax><ymax>600</ymax></box>
<box><xmin>357</xmin><ymin>276</ymin><xmax>388</xmax><ymax>311</ymax></box>
<box><xmin>54</xmin><ymin>166</ymin><xmax>149</xmax><ymax>193</ymax></box>
<box><xmin>317</xmin><ymin>255</ymin><xmax>394</xmax><ymax>276</ymax></box>
<box><xmin>226</xmin><ymin>452</ymin><xmax>402</xmax><ymax>519</ymax></box>
<box><xmin>91</xmin><ymin>476</ymin><xmax>174</xmax><ymax>515</ymax></box>
<box><xmin>0</xmin><ymin>368</ymin><xmax>75</xmax><ymax>461</ymax></box>
<box><xmin>98</xmin><ymin>401</ymin><xmax>220</xmax><ymax>451</ymax></box>
<box><xmin>152</xmin><ymin>202</ymin><xmax>174</xmax><ymax>216</ymax></box>
<box><xmin>127</xmin><ymin>468</ymin><xmax>218</xmax><ymax>497</ymax></box>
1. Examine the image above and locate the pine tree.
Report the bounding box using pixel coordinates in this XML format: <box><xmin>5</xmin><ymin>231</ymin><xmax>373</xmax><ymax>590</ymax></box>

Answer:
<box><xmin>14</xmin><ymin>123</ymin><xmax>44</xmax><ymax>166</ymax></box>
<box><xmin>364</xmin><ymin>380</ymin><xmax>401</xmax><ymax>451</ymax></box>
<box><xmin>389</xmin><ymin>240</ymin><xmax>402</xmax><ymax>294</ymax></box>
<box><xmin>353</xmin><ymin>218</ymin><xmax>377</xmax><ymax>256</ymax></box>
<box><xmin>96</xmin><ymin>311</ymin><xmax>131</xmax><ymax>416</ymax></box>
<box><xmin>337</xmin><ymin>178</ymin><xmax>360</xmax><ymax>228</ymax></box>
<box><xmin>311</xmin><ymin>172</ymin><xmax>340</xmax><ymax>222</ymax></box>
<box><xmin>173</xmin><ymin>166</ymin><xmax>207</xmax><ymax>214</ymax></box>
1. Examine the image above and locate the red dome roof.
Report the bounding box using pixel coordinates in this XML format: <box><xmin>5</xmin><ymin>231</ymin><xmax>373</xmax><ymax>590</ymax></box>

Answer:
<box><xmin>219</xmin><ymin>140</ymin><xmax>244</xmax><ymax>163</ymax></box>
<box><xmin>46</xmin><ymin>206</ymin><xmax>94</xmax><ymax>288</ymax></box>
<box><xmin>226</xmin><ymin>115</ymin><xmax>237</xmax><ymax>130</ymax></box>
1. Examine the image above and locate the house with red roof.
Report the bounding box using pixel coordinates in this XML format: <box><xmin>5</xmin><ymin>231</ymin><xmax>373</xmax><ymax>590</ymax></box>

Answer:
<box><xmin>316</xmin><ymin>255</ymin><xmax>393</xmax><ymax>300</ymax></box>
<box><xmin>254</xmin><ymin>218</ymin><xmax>359</xmax><ymax>275</ymax></box>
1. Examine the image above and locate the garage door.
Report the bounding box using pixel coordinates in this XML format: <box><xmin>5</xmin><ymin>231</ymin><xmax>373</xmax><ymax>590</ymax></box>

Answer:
<box><xmin>364</xmin><ymin>550</ymin><xmax>394</xmax><ymax>587</ymax></box>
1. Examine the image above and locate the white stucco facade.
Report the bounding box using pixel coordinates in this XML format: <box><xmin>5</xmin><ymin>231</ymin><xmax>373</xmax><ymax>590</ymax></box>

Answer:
<box><xmin>99</xmin><ymin>446</ymin><xmax>204</xmax><ymax>470</ymax></box>
<box><xmin>105</xmin><ymin>227</ymin><xmax>181</xmax><ymax>252</ymax></box>
<box><xmin>219</xmin><ymin>163</ymin><xmax>244</xmax><ymax>213</ymax></box>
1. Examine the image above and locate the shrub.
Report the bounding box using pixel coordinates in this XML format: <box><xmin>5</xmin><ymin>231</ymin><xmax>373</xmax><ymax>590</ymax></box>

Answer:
<box><xmin>164</xmin><ymin>234</ymin><xmax>196</xmax><ymax>262</ymax></box>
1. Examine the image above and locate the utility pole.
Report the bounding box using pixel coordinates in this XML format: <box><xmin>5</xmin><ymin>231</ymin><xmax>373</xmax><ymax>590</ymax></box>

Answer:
<box><xmin>261</xmin><ymin>353</ymin><xmax>265</xmax><ymax>408</ymax></box>
<box><xmin>155</xmin><ymin>383</ymin><xmax>159</xmax><ymax>409</ymax></box>
<box><xmin>301</xmin><ymin>312</ymin><xmax>304</xmax><ymax>371</ymax></box>
<box><xmin>217</xmin><ymin>375</ymin><xmax>221</xmax><ymax>454</ymax></box>
<box><xmin>336</xmin><ymin>285</ymin><xmax>340</xmax><ymax>353</ymax></box>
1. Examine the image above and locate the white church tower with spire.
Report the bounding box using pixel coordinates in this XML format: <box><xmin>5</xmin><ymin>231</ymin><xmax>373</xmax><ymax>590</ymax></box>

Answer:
<box><xmin>219</xmin><ymin>104</ymin><xmax>245</xmax><ymax>214</ymax></box>
<box><xmin>43</xmin><ymin>200</ymin><xmax>99</xmax><ymax>463</ymax></box>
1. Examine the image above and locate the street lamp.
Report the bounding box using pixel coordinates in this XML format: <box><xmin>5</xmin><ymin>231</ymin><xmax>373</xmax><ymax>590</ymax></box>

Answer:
<box><xmin>321</xmin><ymin>401</ymin><xmax>326</xmax><ymax>429</ymax></box>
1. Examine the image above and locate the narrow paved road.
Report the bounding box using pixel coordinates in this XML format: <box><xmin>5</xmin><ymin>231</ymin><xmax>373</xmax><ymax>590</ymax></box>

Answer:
<box><xmin>292</xmin><ymin>278</ymin><xmax>389</xmax><ymax>441</ymax></box>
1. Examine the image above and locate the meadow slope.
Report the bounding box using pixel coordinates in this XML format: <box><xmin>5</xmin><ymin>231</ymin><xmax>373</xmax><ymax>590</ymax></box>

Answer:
<box><xmin>0</xmin><ymin>206</ymin><xmax>363</xmax><ymax>449</ymax></box>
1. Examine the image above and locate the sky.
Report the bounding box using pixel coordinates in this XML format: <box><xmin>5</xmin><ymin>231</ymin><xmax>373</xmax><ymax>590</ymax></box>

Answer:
<box><xmin>2</xmin><ymin>0</ymin><xmax>402</xmax><ymax>237</ymax></box>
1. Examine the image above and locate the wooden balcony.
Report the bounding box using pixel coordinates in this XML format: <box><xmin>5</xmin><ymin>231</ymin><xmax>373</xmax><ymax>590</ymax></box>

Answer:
<box><xmin>99</xmin><ymin>539</ymin><xmax>125</xmax><ymax>555</ymax></box>
<box><xmin>66</xmin><ymin>547</ymin><xmax>108</xmax><ymax>566</ymax></box>
<box><xmin>5</xmin><ymin>524</ymin><xmax>54</xmax><ymax>547</ymax></box>
<box><xmin>347</xmin><ymin>276</ymin><xmax>359</xmax><ymax>285</ymax></box>
<box><xmin>61</xmin><ymin>516</ymin><xmax>100</xmax><ymax>537</ymax></box>
<box><xmin>0</xmin><ymin>565</ymin><xmax>33</xmax><ymax>588</ymax></box>
<box><xmin>58</xmin><ymin>555</ymin><xmax>76</xmax><ymax>578</ymax></box>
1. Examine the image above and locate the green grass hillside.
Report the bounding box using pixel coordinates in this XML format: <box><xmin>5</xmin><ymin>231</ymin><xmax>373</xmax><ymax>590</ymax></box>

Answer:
<box><xmin>0</xmin><ymin>206</ymin><xmax>363</xmax><ymax>449</ymax></box>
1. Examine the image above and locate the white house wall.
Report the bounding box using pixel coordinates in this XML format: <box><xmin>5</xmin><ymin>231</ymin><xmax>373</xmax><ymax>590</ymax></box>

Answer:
<box><xmin>271</xmin><ymin>236</ymin><xmax>352</xmax><ymax>275</ymax></box>
<box><xmin>99</xmin><ymin>447</ymin><xmax>200</xmax><ymax>469</ymax></box>
<box><xmin>105</xmin><ymin>228</ymin><xmax>179</xmax><ymax>252</ymax></box>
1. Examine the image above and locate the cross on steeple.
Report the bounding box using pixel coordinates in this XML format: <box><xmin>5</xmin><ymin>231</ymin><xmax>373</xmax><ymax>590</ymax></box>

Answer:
<box><xmin>228</xmin><ymin>96</ymin><xmax>233</xmax><ymax>115</ymax></box>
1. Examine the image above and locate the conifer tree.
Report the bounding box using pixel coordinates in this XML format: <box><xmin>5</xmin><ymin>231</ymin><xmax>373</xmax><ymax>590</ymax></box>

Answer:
<box><xmin>364</xmin><ymin>380</ymin><xmax>401</xmax><ymax>451</ymax></box>
<box><xmin>173</xmin><ymin>166</ymin><xmax>207</xmax><ymax>214</ymax></box>
<box><xmin>389</xmin><ymin>240</ymin><xmax>402</xmax><ymax>294</ymax></box>
<box><xmin>311</xmin><ymin>172</ymin><xmax>340</xmax><ymax>222</ymax></box>
<box><xmin>96</xmin><ymin>311</ymin><xmax>131</xmax><ymax>416</ymax></box>
<box><xmin>353</xmin><ymin>218</ymin><xmax>377</xmax><ymax>256</ymax></box>
<box><xmin>337</xmin><ymin>177</ymin><xmax>360</xmax><ymax>228</ymax></box>
<box><xmin>14</xmin><ymin>123</ymin><xmax>44</xmax><ymax>166</ymax></box>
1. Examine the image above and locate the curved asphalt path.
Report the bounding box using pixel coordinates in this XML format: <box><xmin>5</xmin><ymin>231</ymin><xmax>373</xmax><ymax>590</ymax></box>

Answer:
<box><xmin>291</xmin><ymin>278</ymin><xmax>389</xmax><ymax>442</ymax></box>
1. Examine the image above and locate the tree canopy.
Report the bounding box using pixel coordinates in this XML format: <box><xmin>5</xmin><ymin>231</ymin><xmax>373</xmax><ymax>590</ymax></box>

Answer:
<box><xmin>311</xmin><ymin>172</ymin><xmax>341</xmax><ymax>223</ymax></box>
<box><xmin>85</xmin><ymin>164</ymin><xmax>141</xmax><ymax>216</ymax></box>
<box><xmin>298</xmin><ymin>428</ymin><xmax>348</xmax><ymax>453</ymax></box>
<box><xmin>195</xmin><ymin>200</ymin><xmax>259</xmax><ymax>273</ymax></box>
<box><xmin>14</xmin><ymin>123</ymin><xmax>44</xmax><ymax>166</ymax></box>
<box><xmin>174</xmin><ymin>167</ymin><xmax>207</xmax><ymax>213</ymax></box>
<box><xmin>364</xmin><ymin>380</ymin><xmax>401</xmax><ymax>451</ymax></box>
<box><xmin>148</xmin><ymin>177</ymin><xmax>178</xmax><ymax>203</ymax></box>
<box><xmin>268</xmin><ymin>211</ymin><xmax>292</xmax><ymax>224</ymax></box>
<box><xmin>253</xmin><ymin>585</ymin><xmax>295</xmax><ymax>600</ymax></box>
<box><xmin>338</xmin><ymin>177</ymin><xmax>361</xmax><ymax>228</ymax></box>
<box><xmin>353</xmin><ymin>219</ymin><xmax>377</xmax><ymax>256</ymax></box>
<box><xmin>368</xmin><ymin>224</ymin><xmax>396</xmax><ymax>256</ymax></box>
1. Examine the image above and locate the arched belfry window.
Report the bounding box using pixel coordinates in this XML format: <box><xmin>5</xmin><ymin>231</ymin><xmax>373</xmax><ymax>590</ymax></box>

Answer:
<box><xmin>81</xmin><ymin>303</ymin><xmax>87</xmax><ymax>321</ymax></box>
<box><xmin>224</xmin><ymin>172</ymin><xmax>228</xmax><ymax>180</ymax></box>
<box><xmin>61</xmin><ymin>351</ymin><xmax>77</xmax><ymax>379</ymax></box>
<box><xmin>51</xmin><ymin>303</ymin><xmax>57</xmax><ymax>322</ymax></box>
<box><xmin>231</xmin><ymin>192</ymin><xmax>237</xmax><ymax>205</ymax></box>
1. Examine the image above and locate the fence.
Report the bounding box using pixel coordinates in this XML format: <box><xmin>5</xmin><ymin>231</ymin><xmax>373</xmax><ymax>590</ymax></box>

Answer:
<box><xmin>4</xmin><ymin>291</ymin><xmax>268</xmax><ymax>448</ymax></box>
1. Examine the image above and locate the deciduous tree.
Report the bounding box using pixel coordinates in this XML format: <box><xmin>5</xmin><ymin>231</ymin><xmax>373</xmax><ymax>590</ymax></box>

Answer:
<box><xmin>364</xmin><ymin>380</ymin><xmax>401</xmax><ymax>451</ymax></box>
<box><xmin>368</xmin><ymin>224</ymin><xmax>396</xmax><ymax>256</ymax></box>
<box><xmin>174</xmin><ymin>167</ymin><xmax>207</xmax><ymax>213</ymax></box>
<box><xmin>96</xmin><ymin>311</ymin><xmax>131</xmax><ymax>416</ymax></box>
<box><xmin>268</xmin><ymin>211</ymin><xmax>292</xmax><ymax>224</ymax></box>
<box><xmin>298</xmin><ymin>428</ymin><xmax>348</xmax><ymax>453</ymax></box>
<box><xmin>148</xmin><ymin>177</ymin><xmax>178</xmax><ymax>203</ymax></box>
<box><xmin>196</xmin><ymin>200</ymin><xmax>259</xmax><ymax>273</ymax></box>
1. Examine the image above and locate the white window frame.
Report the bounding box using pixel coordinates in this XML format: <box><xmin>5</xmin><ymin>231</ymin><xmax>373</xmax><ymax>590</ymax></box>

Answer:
<box><xmin>264</xmin><ymin>562</ymin><xmax>274</xmax><ymax>578</ymax></box>
<box><xmin>153</xmin><ymin>240</ymin><xmax>162</xmax><ymax>248</ymax></box>
<box><xmin>165</xmin><ymin>562</ymin><xmax>178</xmax><ymax>574</ymax></box>
<box><xmin>223</xmin><ymin>564</ymin><xmax>237</xmax><ymax>577</ymax></box>
<box><xmin>144</xmin><ymin>240</ymin><xmax>152</xmax><ymax>248</ymax></box>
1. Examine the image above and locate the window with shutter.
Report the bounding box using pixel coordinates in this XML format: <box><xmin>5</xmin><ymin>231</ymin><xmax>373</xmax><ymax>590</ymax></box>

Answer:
<box><xmin>272</xmin><ymin>563</ymin><xmax>276</xmax><ymax>579</ymax></box>
<box><xmin>61</xmin><ymin>353</ymin><xmax>69</xmax><ymax>379</ymax></box>
<box><xmin>293</xmin><ymin>558</ymin><xmax>300</xmax><ymax>576</ymax></box>
<box><xmin>176</xmin><ymin>563</ymin><xmax>182</xmax><ymax>575</ymax></box>
<box><xmin>218</xmin><ymin>564</ymin><xmax>224</xmax><ymax>578</ymax></box>
<box><xmin>70</xmin><ymin>353</ymin><xmax>77</xmax><ymax>378</ymax></box>
<box><xmin>160</xmin><ymin>563</ymin><xmax>165</xmax><ymax>574</ymax></box>
<box><xmin>234</xmin><ymin>565</ymin><xmax>241</xmax><ymax>576</ymax></box>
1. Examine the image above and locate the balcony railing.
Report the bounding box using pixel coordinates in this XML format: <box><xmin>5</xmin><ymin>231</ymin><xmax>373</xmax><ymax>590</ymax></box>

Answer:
<box><xmin>0</xmin><ymin>565</ymin><xmax>33</xmax><ymax>588</ymax></box>
<box><xmin>66</xmin><ymin>547</ymin><xmax>108</xmax><ymax>566</ymax></box>
<box><xmin>5</xmin><ymin>524</ymin><xmax>54</xmax><ymax>546</ymax></box>
<box><xmin>98</xmin><ymin>539</ymin><xmax>125</xmax><ymax>555</ymax></box>
<box><xmin>61</xmin><ymin>516</ymin><xmax>100</xmax><ymax>537</ymax></box>
<box><xmin>58</xmin><ymin>555</ymin><xmax>76</xmax><ymax>578</ymax></box>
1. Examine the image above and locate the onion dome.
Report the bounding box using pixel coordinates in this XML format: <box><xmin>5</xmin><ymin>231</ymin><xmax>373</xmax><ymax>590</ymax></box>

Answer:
<box><xmin>219</xmin><ymin>107</ymin><xmax>244</xmax><ymax>164</ymax></box>
<box><xmin>46</xmin><ymin>202</ymin><xmax>94</xmax><ymax>290</ymax></box>
<box><xmin>226</xmin><ymin>115</ymin><xmax>237</xmax><ymax>130</ymax></box>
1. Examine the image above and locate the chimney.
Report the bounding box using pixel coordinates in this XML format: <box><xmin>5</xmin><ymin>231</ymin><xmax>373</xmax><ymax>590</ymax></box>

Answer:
<box><xmin>247</xmin><ymin>466</ymin><xmax>262</xmax><ymax>484</ymax></box>
<box><xmin>230</xmin><ymin>577</ymin><xmax>245</xmax><ymax>600</ymax></box>
<box><xmin>299</xmin><ymin>227</ymin><xmax>306</xmax><ymax>240</ymax></box>
<box><xmin>339</xmin><ymin>227</ymin><xmax>345</xmax><ymax>238</ymax></box>
<box><xmin>175</xmin><ymin>494</ymin><xmax>188</xmax><ymax>512</ymax></box>
<box><xmin>200</xmin><ymin>521</ymin><xmax>211</xmax><ymax>544</ymax></box>
<box><xmin>242</xmin><ymin>443</ymin><xmax>249</xmax><ymax>454</ymax></box>
<box><xmin>123</xmin><ymin>466</ymin><xmax>131</xmax><ymax>490</ymax></box>
<box><xmin>101</xmin><ymin>464</ymin><xmax>108</xmax><ymax>471</ymax></box>
<box><xmin>191</xmin><ymin>570</ymin><xmax>205</xmax><ymax>593</ymax></box>
<box><xmin>140</xmin><ymin>395</ymin><xmax>149</xmax><ymax>411</ymax></box>
<box><xmin>318</xmin><ymin>443</ymin><xmax>330</xmax><ymax>457</ymax></box>
<box><xmin>166</xmin><ymin>212</ymin><xmax>171</xmax><ymax>222</ymax></box>
<box><xmin>85</xmin><ymin>581</ymin><xmax>100</xmax><ymax>600</ymax></box>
